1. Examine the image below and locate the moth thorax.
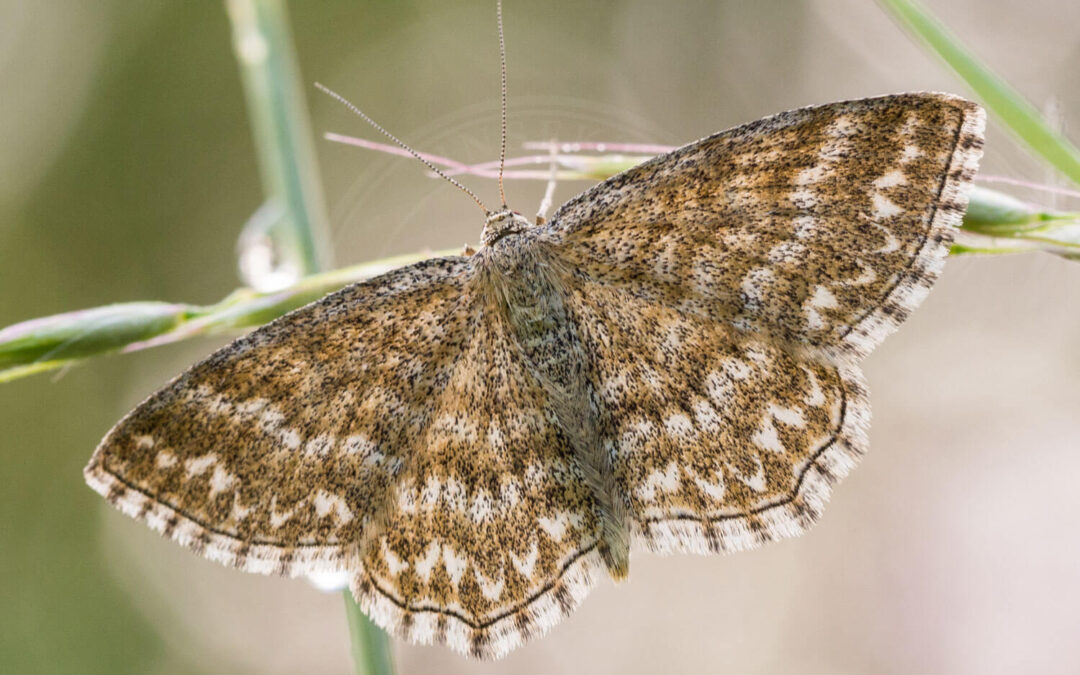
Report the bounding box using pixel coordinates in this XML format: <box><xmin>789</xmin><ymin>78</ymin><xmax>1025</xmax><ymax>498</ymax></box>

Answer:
<box><xmin>480</xmin><ymin>209</ymin><xmax>532</xmax><ymax>247</ymax></box>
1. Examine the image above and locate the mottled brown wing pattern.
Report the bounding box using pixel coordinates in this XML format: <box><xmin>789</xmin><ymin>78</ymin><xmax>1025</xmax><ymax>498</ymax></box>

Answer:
<box><xmin>549</xmin><ymin>93</ymin><xmax>985</xmax><ymax>358</ymax></box>
<box><xmin>353</xmin><ymin>297</ymin><xmax>606</xmax><ymax>658</ymax></box>
<box><xmin>565</xmin><ymin>276</ymin><xmax>868</xmax><ymax>553</ymax></box>
<box><xmin>85</xmin><ymin>257</ymin><xmax>473</xmax><ymax>575</ymax></box>
<box><xmin>545</xmin><ymin>93</ymin><xmax>983</xmax><ymax>553</ymax></box>
<box><xmin>85</xmin><ymin>92</ymin><xmax>987</xmax><ymax>660</ymax></box>
<box><xmin>86</xmin><ymin>255</ymin><xmax>609</xmax><ymax>659</ymax></box>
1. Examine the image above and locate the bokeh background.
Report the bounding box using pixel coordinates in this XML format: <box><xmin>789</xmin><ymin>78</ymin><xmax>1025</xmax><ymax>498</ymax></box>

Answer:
<box><xmin>2</xmin><ymin>1</ymin><xmax>1079</xmax><ymax>673</ymax></box>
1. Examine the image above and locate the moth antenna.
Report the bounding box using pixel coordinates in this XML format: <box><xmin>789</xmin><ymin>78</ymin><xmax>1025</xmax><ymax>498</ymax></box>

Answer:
<box><xmin>315</xmin><ymin>82</ymin><xmax>490</xmax><ymax>215</ymax></box>
<box><xmin>496</xmin><ymin>0</ymin><xmax>509</xmax><ymax>208</ymax></box>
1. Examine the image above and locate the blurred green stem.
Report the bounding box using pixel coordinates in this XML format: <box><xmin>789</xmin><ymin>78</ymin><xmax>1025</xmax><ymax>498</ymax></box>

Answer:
<box><xmin>226</xmin><ymin>0</ymin><xmax>332</xmax><ymax>276</ymax></box>
<box><xmin>345</xmin><ymin>593</ymin><xmax>396</xmax><ymax>675</ymax></box>
<box><xmin>878</xmin><ymin>0</ymin><xmax>1080</xmax><ymax>187</ymax></box>
<box><xmin>224</xmin><ymin>1</ymin><xmax>392</xmax><ymax>672</ymax></box>
<box><xmin>0</xmin><ymin>248</ymin><xmax>458</xmax><ymax>383</ymax></box>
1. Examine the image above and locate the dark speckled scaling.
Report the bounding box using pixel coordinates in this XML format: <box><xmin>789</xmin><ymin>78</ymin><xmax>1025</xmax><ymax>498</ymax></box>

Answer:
<box><xmin>85</xmin><ymin>93</ymin><xmax>984</xmax><ymax>658</ymax></box>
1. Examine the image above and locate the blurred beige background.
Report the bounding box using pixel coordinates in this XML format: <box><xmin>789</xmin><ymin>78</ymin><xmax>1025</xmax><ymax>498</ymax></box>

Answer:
<box><xmin>1</xmin><ymin>1</ymin><xmax>1078</xmax><ymax>673</ymax></box>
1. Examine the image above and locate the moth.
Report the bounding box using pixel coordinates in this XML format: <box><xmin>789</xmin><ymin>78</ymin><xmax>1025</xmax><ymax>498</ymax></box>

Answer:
<box><xmin>84</xmin><ymin>3</ymin><xmax>985</xmax><ymax>661</ymax></box>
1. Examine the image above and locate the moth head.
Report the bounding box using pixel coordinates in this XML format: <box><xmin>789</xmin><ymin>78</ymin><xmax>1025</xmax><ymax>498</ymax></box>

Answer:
<box><xmin>480</xmin><ymin>208</ymin><xmax>532</xmax><ymax>248</ymax></box>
